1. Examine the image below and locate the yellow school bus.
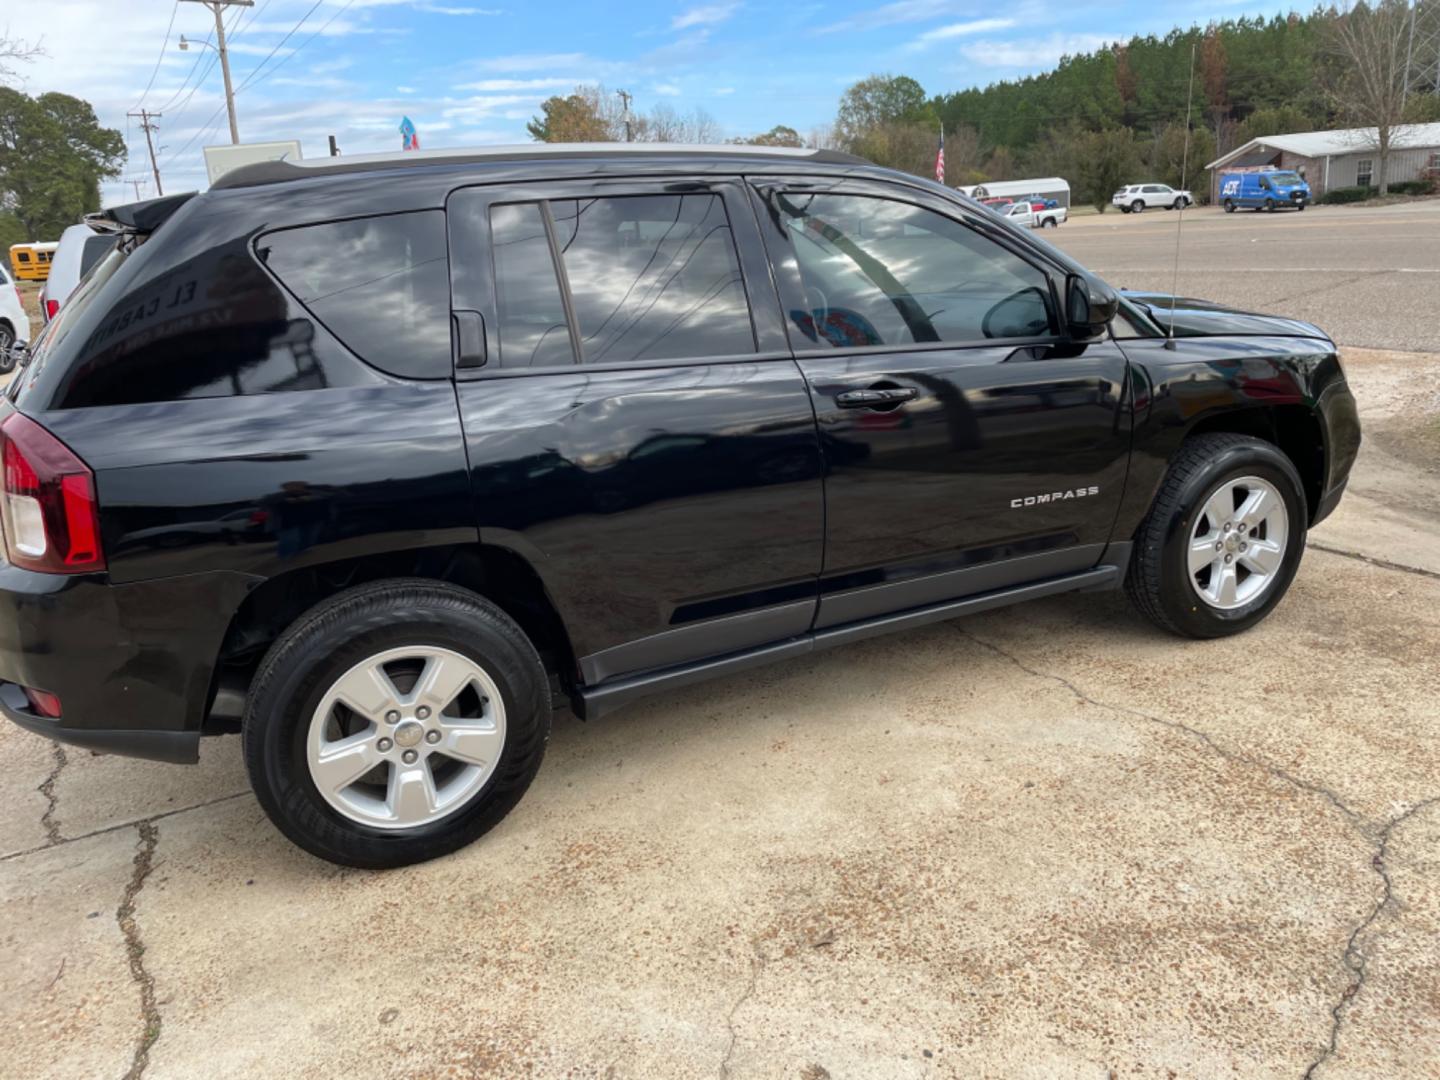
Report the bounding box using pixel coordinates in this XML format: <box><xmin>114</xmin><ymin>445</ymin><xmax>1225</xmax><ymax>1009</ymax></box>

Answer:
<box><xmin>9</xmin><ymin>242</ymin><xmax>58</xmax><ymax>282</ymax></box>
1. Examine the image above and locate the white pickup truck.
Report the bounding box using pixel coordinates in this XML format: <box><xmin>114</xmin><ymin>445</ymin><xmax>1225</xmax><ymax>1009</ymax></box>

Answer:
<box><xmin>998</xmin><ymin>199</ymin><xmax>1067</xmax><ymax>229</ymax></box>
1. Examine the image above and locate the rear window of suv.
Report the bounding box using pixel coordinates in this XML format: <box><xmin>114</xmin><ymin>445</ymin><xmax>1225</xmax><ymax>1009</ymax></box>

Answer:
<box><xmin>257</xmin><ymin>211</ymin><xmax>451</xmax><ymax>379</ymax></box>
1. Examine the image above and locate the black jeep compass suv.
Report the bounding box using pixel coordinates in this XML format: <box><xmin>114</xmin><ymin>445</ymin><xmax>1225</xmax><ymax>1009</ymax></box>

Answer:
<box><xmin>0</xmin><ymin>145</ymin><xmax>1360</xmax><ymax>867</ymax></box>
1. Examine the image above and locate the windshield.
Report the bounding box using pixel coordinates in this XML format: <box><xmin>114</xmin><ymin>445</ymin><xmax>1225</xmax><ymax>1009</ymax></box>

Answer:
<box><xmin>1270</xmin><ymin>171</ymin><xmax>1304</xmax><ymax>186</ymax></box>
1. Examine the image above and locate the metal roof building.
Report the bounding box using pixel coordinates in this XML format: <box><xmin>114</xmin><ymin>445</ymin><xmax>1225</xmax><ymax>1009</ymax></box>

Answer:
<box><xmin>1204</xmin><ymin>122</ymin><xmax>1440</xmax><ymax>201</ymax></box>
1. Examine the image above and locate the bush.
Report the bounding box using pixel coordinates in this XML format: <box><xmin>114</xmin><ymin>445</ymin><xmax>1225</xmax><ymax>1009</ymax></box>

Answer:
<box><xmin>1320</xmin><ymin>185</ymin><xmax>1373</xmax><ymax>204</ymax></box>
<box><xmin>1389</xmin><ymin>179</ymin><xmax>1437</xmax><ymax>196</ymax></box>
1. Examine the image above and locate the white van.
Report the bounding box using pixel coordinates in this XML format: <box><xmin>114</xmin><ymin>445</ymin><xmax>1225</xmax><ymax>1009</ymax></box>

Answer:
<box><xmin>40</xmin><ymin>223</ymin><xmax>117</xmax><ymax>324</ymax></box>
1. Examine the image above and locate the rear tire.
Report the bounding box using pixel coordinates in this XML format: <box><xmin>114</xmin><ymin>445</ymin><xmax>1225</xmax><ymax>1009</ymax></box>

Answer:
<box><xmin>1224</xmin><ymin>199</ymin><xmax>1236</xmax><ymax>213</ymax></box>
<box><xmin>243</xmin><ymin>579</ymin><xmax>550</xmax><ymax>868</ymax></box>
<box><xmin>0</xmin><ymin>322</ymin><xmax>15</xmax><ymax>373</ymax></box>
<box><xmin>1133</xmin><ymin>200</ymin><xmax>1146</xmax><ymax>213</ymax></box>
<box><xmin>1125</xmin><ymin>434</ymin><xmax>1307</xmax><ymax>639</ymax></box>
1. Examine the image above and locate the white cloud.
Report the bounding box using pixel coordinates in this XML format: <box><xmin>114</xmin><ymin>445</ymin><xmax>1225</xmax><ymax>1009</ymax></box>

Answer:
<box><xmin>819</xmin><ymin>0</ymin><xmax>972</xmax><ymax>33</ymax></box>
<box><xmin>396</xmin><ymin>85</ymin><xmax>418</xmax><ymax>94</ymax></box>
<box><xmin>652</xmin><ymin>82</ymin><xmax>682</xmax><ymax>96</ymax></box>
<box><xmin>712</xmin><ymin>86</ymin><xmax>735</xmax><ymax>95</ymax></box>
<box><xmin>477</xmin><ymin>52</ymin><xmax>589</xmax><ymax>72</ymax></box>
<box><xmin>671</xmin><ymin>2</ymin><xmax>740</xmax><ymax>30</ymax></box>
<box><xmin>957</xmin><ymin>32</ymin><xmax>1112</xmax><ymax>67</ymax></box>
<box><xmin>456</xmin><ymin>77</ymin><xmax>579</xmax><ymax>91</ymax></box>
<box><xmin>907</xmin><ymin>17</ymin><xmax>1016</xmax><ymax>49</ymax></box>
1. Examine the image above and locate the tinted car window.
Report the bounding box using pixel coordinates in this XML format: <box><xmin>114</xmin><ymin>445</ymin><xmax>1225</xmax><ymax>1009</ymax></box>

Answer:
<box><xmin>258</xmin><ymin>211</ymin><xmax>451</xmax><ymax>379</ymax></box>
<box><xmin>491</xmin><ymin>202</ymin><xmax>575</xmax><ymax>368</ymax></box>
<box><xmin>776</xmin><ymin>192</ymin><xmax>1055</xmax><ymax>348</ymax></box>
<box><xmin>549</xmin><ymin>194</ymin><xmax>754</xmax><ymax>364</ymax></box>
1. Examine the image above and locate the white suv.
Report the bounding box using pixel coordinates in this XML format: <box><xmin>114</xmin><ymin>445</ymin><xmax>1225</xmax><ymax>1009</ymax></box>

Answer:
<box><xmin>1112</xmin><ymin>183</ymin><xmax>1193</xmax><ymax>213</ymax></box>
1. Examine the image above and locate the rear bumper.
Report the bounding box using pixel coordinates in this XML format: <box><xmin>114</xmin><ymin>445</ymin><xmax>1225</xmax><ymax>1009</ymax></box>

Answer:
<box><xmin>0</xmin><ymin>683</ymin><xmax>200</xmax><ymax>762</ymax></box>
<box><xmin>0</xmin><ymin>563</ymin><xmax>259</xmax><ymax>763</ymax></box>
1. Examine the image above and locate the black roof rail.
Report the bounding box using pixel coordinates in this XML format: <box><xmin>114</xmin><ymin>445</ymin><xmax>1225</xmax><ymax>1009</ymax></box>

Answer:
<box><xmin>84</xmin><ymin>192</ymin><xmax>197</xmax><ymax>236</ymax></box>
<box><xmin>211</xmin><ymin>143</ymin><xmax>869</xmax><ymax>190</ymax></box>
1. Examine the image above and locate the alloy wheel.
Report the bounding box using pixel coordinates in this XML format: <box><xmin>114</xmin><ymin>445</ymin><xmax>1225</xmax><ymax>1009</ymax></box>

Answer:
<box><xmin>306</xmin><ymin>646</ymin><xmax>506</xmax><ymax>829</ymax></box>
<box><xmin>1187</xmin><ymin>475</ymin><xmax>1290</xmax><ymax>611</ymax></box>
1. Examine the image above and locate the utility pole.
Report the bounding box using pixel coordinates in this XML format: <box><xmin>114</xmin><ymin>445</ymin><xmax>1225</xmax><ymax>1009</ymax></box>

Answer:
<box><xmin>180</xmin><ymin>0</ymin><xmax>254</xmax><ymax>145</ymax></box>
<box><xmin>128</xmin><ymin>110</ymin><xmax>164</xmax><ymax>196</ymax></box>
<box><xmin>616</xmin><ymin>89</ymin><xmax>633</xmax><ymax>142</ymax></box>
<box><xmin>126</xmin><ymin>178</ymin><xmax>148</xmax><ymax>201</ymax></box>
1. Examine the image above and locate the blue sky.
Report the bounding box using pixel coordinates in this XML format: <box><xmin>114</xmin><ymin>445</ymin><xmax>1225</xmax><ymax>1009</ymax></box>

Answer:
<box><xmin>9</xmin><ymin>0</ymin><xmax>1301</xmax><ymax>204</ymax></box>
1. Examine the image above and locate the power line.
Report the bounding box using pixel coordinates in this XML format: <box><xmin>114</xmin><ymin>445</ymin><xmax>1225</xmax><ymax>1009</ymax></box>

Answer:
<box><xmin>236</xmin><ymin>0</ymin><xmax>357</xmax><ymax>91</ymax></box>
<box><xmin>131</xmin><ymin>1</ymin><xmax>181</xmax><ymax>111</ymax></box>
<box><xmin>234</xmin><ymin>0</ymin><xmax>327</xmax><ymax>93</ymax></box>
<box><xmin>161</xmin><ymin>0</ymin><xmax>358</xmax><ymax>172</ymax></box>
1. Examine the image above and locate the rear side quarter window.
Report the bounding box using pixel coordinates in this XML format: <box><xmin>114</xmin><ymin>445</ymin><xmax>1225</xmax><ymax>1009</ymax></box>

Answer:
<box><xmin>257</xmin><ymin>211</ymin><xmax>452</xmax><ymax>379</ymax></box>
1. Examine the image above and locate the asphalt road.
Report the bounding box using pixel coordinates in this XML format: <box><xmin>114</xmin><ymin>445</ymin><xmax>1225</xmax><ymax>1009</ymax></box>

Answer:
<box><xmin>3</xmin><ymin>208</ymin><xmax>1440</xmax><ymax>1079</ymax></box>
<box><xmin>1045</xmin><ymin>200</ymin><xmax>1440</xmax><ymax>352</ymax></box>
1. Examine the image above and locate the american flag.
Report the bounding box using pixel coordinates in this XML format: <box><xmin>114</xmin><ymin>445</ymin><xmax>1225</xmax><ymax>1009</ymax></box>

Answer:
<box><xmin>935</xmin><ymin>127</ymin><xmax>945</xmax><ymax>184</ymax></box>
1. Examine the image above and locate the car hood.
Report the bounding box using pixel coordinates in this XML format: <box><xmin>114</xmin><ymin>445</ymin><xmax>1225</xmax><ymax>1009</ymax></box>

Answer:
<box><xmin>1123</xmin><ymin>291</ymin><xmax>1330</xmax><ymax>341</ymax></box>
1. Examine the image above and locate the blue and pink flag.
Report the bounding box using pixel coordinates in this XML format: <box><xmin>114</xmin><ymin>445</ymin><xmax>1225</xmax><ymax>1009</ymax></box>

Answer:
<box><xmin>400</xmin><ymin>116</ymin><xmax>420</xmax><ymax>151</ymax></box>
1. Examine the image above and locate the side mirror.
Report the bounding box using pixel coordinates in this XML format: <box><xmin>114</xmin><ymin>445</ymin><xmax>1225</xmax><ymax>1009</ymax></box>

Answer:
<box><xmin>1065</xmin><ymin>274</ymin><xmax>1119</xmax><ymax>340</ymax></box>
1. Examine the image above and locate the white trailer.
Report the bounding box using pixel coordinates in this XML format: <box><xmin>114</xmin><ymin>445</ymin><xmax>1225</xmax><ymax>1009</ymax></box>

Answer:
<box><xmin>960</xmin><ymin>177</ymin><xmax>1071</xmax><ymax>209</ymax></box>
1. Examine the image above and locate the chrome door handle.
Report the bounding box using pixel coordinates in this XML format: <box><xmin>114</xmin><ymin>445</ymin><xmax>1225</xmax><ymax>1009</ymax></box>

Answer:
<box><xmin>836</xmin><ymin>387</ymin><xmax>917</xmax><ymax>408</ymax></box>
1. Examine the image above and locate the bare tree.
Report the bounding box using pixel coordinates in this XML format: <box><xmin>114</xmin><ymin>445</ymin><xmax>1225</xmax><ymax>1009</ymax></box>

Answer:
<box><xmin>646</xmin><ymin>103</ymin><xmax>685</xmax><ymax>142</ymax></box>
<box><xmin>1324</xmin><ymin>0</ymin><xmax>1413</xmax><ymax>193</ymax></box>
<box><xmin>0</xmin><ymin>28</ymin><xmax>44</xmax><ymax>86</ymax></box>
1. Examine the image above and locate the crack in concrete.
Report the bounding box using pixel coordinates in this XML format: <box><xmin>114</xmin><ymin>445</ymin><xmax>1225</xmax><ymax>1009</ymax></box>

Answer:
<box><xmin>1309</xmin><ymin>542</ymin><xmax>1440</xmax><ymax>582</ymax></box>
<box><xmin>953</xmin><ymin>624</ymin><xmax>1440</xmax><ymax>1079</ymax></box>
<box><xmin>718</xmin><ymin>944</ymin><xmax>765</xmax><ymax>1080</ymax></box>
<box><xmin>118</xmin><ymin>821</ymin><xmax>161</xmax><ymax>1080</ymax></box>
<box><xmin>1302</xmin><ymin>797</ymin><xmax>1440</xmax><ymax>1079</ymax></box>
<box><xmin>954</xmin><ymin>626</ymin><xmax>1363</xmax><ymax>825</ymax></box>
<box><xmin>37</xmin><ymin>742</ymin><xmax>67</xmax><ymax>845</ymax></box>
<box><xmin>0</xmin><ymin>791</ymin><xmax>250</xmax><ymax>864</ymax></box>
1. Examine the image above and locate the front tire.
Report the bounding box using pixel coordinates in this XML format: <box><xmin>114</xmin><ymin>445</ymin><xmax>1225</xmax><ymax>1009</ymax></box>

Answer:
<box><xmin>243</xmin><ymin>580</ymin><xmax>550</xmax><ymax>868</ymax></box>
<box><xmin>1125</xmin><ymin>434</ymin><xmax>1306</xmax><ymax>639</ymax></box>
<box><xmin>1265</xmin><ymin>198</ymin><xmax>1276</xmax><ymax>212</ymax></box>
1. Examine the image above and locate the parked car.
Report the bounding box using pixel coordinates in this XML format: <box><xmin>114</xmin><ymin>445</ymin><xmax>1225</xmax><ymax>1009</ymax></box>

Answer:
<box><xmin>0</xmin><ymin>259</ymin><xmax>26</xmax><ymax>363</ymax></box>
<box><xmin>0</xmin><ymin>145</ymin><xmax>1360</xmax><ymax>868</ymax></box>
<box><xmin>1218</xmin><ymin>169</ymin><xmax>1310</xmax><ymax>213</ymax></box>
<box><xmin>39</xmin><ymin>224</ymin><xmax>117</xmax><ymax>324</ymax></box>
<box><xmin>1112</xmin><ymin>183</ymin><xmax>1194</xmax><ymax>213</ymax></box>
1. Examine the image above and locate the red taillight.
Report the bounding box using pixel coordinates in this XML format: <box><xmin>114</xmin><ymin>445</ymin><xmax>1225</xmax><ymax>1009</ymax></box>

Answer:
<box><xmin>0</xmin><ymin>411</ymin><xmax>105</xmax><ymax>574</ymax></box>
<box><xmin>45</xmin><ymin>298</ymin><xmax>59</xmax><ymax>320</ymax></box>
<box><xmin>23</xmin><ymin>687</ymin><xmax>62</xmax><ymax>718</ymax></box>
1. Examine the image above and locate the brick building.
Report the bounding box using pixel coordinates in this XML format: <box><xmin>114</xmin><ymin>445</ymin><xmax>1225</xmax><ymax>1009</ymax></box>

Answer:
<box><xmin>1204</xmin><ymin>122</ymin><xmax>1440</xmax><ymax>202</ymax></box>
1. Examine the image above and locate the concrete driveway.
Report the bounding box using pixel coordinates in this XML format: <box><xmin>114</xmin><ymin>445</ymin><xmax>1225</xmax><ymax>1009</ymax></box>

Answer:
<box><xmin>3</xmin><ymin>226</ymin><xmax>1439</xmax><ymax>1077</ymax></box>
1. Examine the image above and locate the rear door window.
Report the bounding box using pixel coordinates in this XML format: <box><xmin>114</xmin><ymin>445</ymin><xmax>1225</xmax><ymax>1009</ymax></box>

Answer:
<box><xmin>489</xmin><ymin>193</ymin><xmax>755</xmax><ymax>367</ymax></box>
<box><xmin>550</xmin><ymin>194</ymin><xmax>753</xmax><ymax>364</ymax></box>
<box><xmin>491</xmin><ymin>202</ymin><xmax>574</xmax><ymax>368</ymax></box>
<box><xmin>257</xmin><ymin>211</ymin><xmax>451</xmax><ymax>379</ymax></box>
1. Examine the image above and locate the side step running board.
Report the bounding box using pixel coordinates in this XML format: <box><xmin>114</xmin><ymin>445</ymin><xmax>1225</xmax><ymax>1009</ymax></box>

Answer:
<box><xmin>578</xmin><ymin>565</ymin><xmax>1121</xmax><ymax>720</ymax></box>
